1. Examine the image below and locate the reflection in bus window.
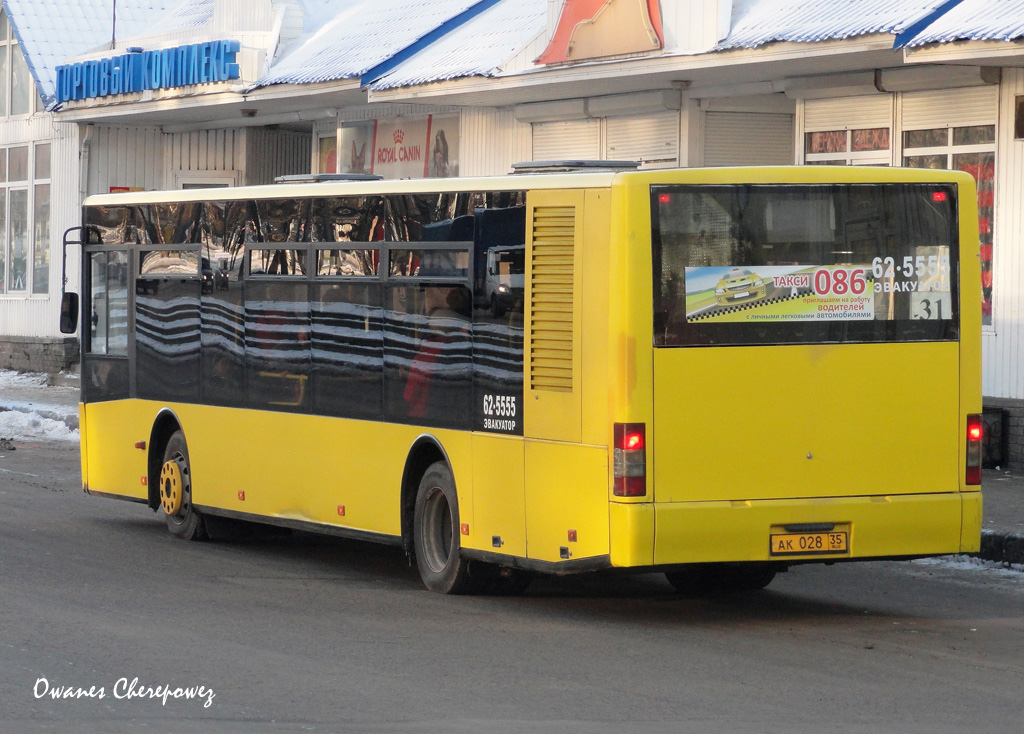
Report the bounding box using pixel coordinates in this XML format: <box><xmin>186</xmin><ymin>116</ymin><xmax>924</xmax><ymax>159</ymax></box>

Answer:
<box><xmin>312</xmin><ymin>282</ymin><xmax>383</xmax><ymax>419</ymax></box>
<box><xmin>385</xmin><ymin>285</ymin><xmax>472</xmax><ymax>427</ymax></box>
<box><xmin>201</xmin><ymin>254</ymin><xmax>246</xmax><ymax>408</ymax></box>
<box><xmin>83</xmin><ymin>250</ymin><xmax>130</xmax><ymax>403</ymax></box>
<box><xmin>255</xmin><ymin>199</ymin><xmax>310</xmax><ymax>243</ymax></box>
<box><xmin>310</xmin><ymin>196</ymin><xmax>385</xmax><ymax>243</ymax></box>
<box><xmin>135</xmin><ymin>277</ymin><xmax>201</xmax><ymax>402</ymax></box>
<box><xmin>389</xmin><ymin>249</ymin><xmax>469</xmax><ymax>278</ymax></box>
<box><xmin>139</xmin><ymin>249</ymin><xmax>199</xmax><ymax>276</ymax></box>
<box><xmin>245</xmin><ymin>281</ymin><xmax>311</xmax><ymax>411</ymax></box>
<box><xmin>85</xmin><ymin>205</ymin><xmax>147</xmax><ymax>245</ymax></box>
<box><xmin>484</xmin><ymin>244</ymin><xmax>525</xmax><ymax>318</ymax></box>
<box><xmin>317</xmin><ymin>249</ymin><xmax>378</xmax><ymax>277</ymax></box>
<box><xmin>141</xmin><ymin>202</ymin><xmax>208</xmax><ymax>245</ymax></box>
<box><xmin>87</xmin><ymin>251</ymin><xmax>129</xmax><ymax>356</ymax></box>
<box><xmin>248</xmin><ymin>249</ymin><xmax>307</xmax><ymax>276</ymax></box>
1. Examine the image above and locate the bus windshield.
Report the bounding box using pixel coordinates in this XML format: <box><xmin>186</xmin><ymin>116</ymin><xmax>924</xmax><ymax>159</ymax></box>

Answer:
<box><xmin>652</xmin><ymin>183</ymin><xmax>959</xmax><ymax>347</ymax></box>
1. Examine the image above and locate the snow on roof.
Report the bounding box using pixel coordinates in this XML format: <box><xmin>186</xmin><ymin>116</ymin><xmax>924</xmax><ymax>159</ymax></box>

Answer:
<box><xmin>902</xmin><ymin>0</ymin><xmax>1024</xmax><ymax>46</ymax></box>
<box><xmin>251</xmin><ymin>0</ymin><xmax>493</xmax><ymax>90</ymax></box>
<box><xmin>153</xmin><ymin>0</ymin><xmax>215</xmax><ymax>30</ymax></box>
<box><xmin>715</xmin><ymin>0</ymin><xmax>955</xmax><ymax>50</ymax></box>
<box><xmin>370</xmin><ymin>0</ymin><xmax>547</xmax><ymax>90</ymax></box>
<box><xmin>2</xmin><ymin>0</ymin><xmax>173</xmax><ymax>107</ymax></box>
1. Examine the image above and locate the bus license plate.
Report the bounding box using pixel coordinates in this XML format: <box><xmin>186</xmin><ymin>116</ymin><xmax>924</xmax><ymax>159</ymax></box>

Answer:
<box><xmin>770</xmin><ymin>531</ymin><xmax>848</xmax><ymax>556</ymax></box>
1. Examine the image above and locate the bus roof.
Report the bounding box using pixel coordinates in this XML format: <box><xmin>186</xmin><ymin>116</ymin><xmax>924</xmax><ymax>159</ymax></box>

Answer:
<box><xmin>83</xmin><ymin>165</ymin><xmax>976</xmax><ymax>207</ymax></box>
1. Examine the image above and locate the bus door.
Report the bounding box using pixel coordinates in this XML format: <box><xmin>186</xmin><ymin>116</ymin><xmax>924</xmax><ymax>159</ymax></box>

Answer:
<box><xmin>81</xmin><ymin>242</ymin><xmax>132</xmax><ymax>404</ymax></box>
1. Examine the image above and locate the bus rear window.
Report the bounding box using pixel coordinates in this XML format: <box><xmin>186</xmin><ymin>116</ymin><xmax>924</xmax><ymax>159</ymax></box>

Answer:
<box><xmin>652</xmin><ymin>183</ymin><xmax>959</xmax><ymax>346</ymax></box>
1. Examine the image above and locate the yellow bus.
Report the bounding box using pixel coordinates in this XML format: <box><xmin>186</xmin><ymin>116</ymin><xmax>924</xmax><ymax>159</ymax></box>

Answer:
<box><xmin>62</xmin><ymin>163</ymin><xmax>983</xmax><ymax>594</ymax></box>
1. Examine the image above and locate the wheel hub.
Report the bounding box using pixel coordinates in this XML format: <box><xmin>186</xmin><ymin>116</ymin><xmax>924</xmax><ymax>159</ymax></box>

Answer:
<box><xmin>159</xmin><ymin>458</ymin><xmax>185</xmax><ymax>516</ymax></box>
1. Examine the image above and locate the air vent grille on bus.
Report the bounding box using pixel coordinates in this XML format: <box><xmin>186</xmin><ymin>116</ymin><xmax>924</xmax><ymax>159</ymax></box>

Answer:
<box><xmin>530</xmin><ymin>206</ymin><xmax>575</xmax><ymax>393</ymax></box>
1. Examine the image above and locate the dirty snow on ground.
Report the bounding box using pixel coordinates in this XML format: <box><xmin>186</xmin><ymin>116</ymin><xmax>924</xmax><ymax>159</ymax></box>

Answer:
<box><xmin>912</xmin><ymin>555</ymin><xmax>1024</xmax><ymax>577</ymax></box>
<box><xmin>0</xmin><ymin>370</ymin><xmax>79</xmax><ymax>442</ymax></box>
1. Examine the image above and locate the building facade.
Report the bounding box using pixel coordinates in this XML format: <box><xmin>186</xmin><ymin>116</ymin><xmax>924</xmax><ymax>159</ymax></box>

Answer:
<box><xmin>4</xmin><ymin>0</ymin><xmax>1024</xmax><ymax>461</ymax></box>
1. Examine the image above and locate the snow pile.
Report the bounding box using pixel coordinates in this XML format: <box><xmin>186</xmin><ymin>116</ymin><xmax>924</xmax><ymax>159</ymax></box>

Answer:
<box><xmin>0</xmin><ymin>370</ymin><xmax>79</xmax><ymax>442</ymax></box>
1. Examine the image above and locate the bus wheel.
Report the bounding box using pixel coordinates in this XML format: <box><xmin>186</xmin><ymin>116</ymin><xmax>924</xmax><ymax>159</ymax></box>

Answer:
<box><xmin>160</xmin><ymin>430</ymin><xmax>207</xmax><ymax>541</ymax></box>
<box><xmin>490</xmin><ymin>295</ymin><xmax>504</xmax><ymax>318</ymax></box>
<box><xmin>665</xmin><ymin>563</ymin><xmax>776</xmax><ymax>596</ymax></box>
<box><xmin>413</xmin><ymin>461</ymin><xmax>471</xmax><ymax>594</ymax></box>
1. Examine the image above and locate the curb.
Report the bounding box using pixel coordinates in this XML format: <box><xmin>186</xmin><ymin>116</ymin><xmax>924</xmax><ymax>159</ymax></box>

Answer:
<box><xmin>977</xmin><ymin>530</ymin><xmax>1024</xmax><ymax>566</ymax></box>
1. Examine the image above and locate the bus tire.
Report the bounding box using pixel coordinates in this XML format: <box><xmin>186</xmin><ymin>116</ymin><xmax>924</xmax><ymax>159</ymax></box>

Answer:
<box><xmin>160</xmin><ymin>430</ymin><xmax>207</xmax><ymax>541</ymax></box>
<box><xmin>490</xmin><ymin>294</ymin><xmax>504</xmax><ymax>318</ymax></box>
<box><xmin>665</xmin><ymin>563</ymin><xmax>776</xmax><ymax>596</ymax></box>
<box><xmin>413</xmin><ymin>461</ymin><xmax>471</xmax><ymax>594</ymax></box>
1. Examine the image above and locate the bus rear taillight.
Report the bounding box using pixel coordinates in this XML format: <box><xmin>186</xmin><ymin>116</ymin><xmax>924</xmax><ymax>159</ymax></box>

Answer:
<box><xmin>613</xmin><ymin>423</ymin><xmax>646</xmax><ymax>497</ymax></box>
<box><xmin>966</xmin><ymin>414</ymin><xmax>983</xmax><ymax>486</ymax></box>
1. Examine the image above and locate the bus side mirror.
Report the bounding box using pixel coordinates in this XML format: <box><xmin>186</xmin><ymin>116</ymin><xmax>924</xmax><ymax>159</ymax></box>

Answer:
<box><xmin>59</xmin><ymin>293</ymin><xmax>79</xmax><ymax>334</ymax></box>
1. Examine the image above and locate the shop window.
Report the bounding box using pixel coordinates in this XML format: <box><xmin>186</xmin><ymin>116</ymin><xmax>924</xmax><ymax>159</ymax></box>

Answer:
<box><xmin>0</xmin><ymin>11</ymin><xmax>37</xmax><ymax>117</ymax></box>
<box><xmin>318</xmin><ymin>133</ymin><xmax>337</xmax><ymax>174</ymax></box>
<box><xmin>1013</xmin><ymin>96</ymin><xmax>1024</xmax><ymax>139</ymax></box>
<box><xmin>332</xmin><ymin>116</ymin><xmax>460</xmax><ymax>179</ymax></box>
<box><xmin>804</xmin><ymin>128</ymin><xmax>891</xmax><ymax>165</ymax></box>
<box><xmin>0</xmin><ymin>144</ymin><xmax>48</xmax><ymax>295</ymax></box>
<box><xmin>338</xmin><ymin>123</ymin><xmax>374</xmax><ymax>176</ymax></box>
<box><xmin>904</xmin><ymin>125</ymin><xmax>995</xmax><ymax>325</ymax></box>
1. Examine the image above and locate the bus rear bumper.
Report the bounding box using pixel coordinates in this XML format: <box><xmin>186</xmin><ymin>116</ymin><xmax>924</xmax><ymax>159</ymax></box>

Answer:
<box><xmin>647</xmin><ymin>491</ymin><xmax>982</xmax><ymax>566</ymax></box>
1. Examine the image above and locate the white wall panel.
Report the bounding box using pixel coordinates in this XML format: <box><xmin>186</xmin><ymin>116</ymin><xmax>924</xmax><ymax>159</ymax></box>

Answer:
<box><xmin>661</xmin><ymin>0</ymin><xmax>730</xmax><ymax>53</ymax></box>
<box><xmin>984</xmin><ymin>70</ymin><xmax>1023</xmax><ymax>399</ymax></box>
<box><xmin>87</xmin><ymin>125</ymin><xmax>165</xmax><ymax>193</ymax></box>
<box><xmin>245</xmin><ymin>127</ymin><xmax>312</xmax><ymax>185</ymax></box>
<box><xmin>168</xmin><ymin>128</ymin><xmax>244</xmax><ymax>175</ymax></box>
<box><xmin>461</xmin><ymin>107</ymin><xmax>530</xmax><ymax>177</ymax></box>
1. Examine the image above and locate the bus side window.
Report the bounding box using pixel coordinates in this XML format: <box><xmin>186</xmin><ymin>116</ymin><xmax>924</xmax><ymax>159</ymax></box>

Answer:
<box><xmin>135</xmin><ymin>251</ymin><xmax>201</xmax><ymax>404</ymax></box>
<box><xmin>312</xmin><ymin>281</ymin><xmax>384</xmax><ymax>420</ymax></box>
<box><xmin>385</xmin><ymin>284</ymin><xmax>472</xmax><ymax>429</ymax></box>
<box><xmin>245</xmin><ymin>280</ymin><xmax>312</xmax><ymax>412</ymax></box>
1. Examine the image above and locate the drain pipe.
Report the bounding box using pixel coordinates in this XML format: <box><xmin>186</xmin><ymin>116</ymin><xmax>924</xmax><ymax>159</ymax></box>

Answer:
<box><xmin>79</xmin><ymin>123</ymin><xmax>94</xmax><ymax>205</ymax></box>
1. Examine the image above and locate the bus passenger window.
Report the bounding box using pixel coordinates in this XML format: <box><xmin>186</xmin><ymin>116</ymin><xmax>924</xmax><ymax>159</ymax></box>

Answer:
<box><xmin>248</xmin><ymin>249</ymin><xmax>307</xmax><ymax>276</ymax></box>
<box><xmin>310</xmin><ymin>196</ymin><xmax>385</xmax><ymax>243</ymax></box>
<box><xmin>316</xmin><ymin>249</ymin><xmax>378</xmax><ymax>277</ymax></box>
<box><xmin>245</xmin><ymin>282</ymin><xmax>311</xmax><ymax>412</ymax></box>
<box><xmin>312</xmin><ymin>282</ymin><xmax>384</xmax><ymax>420</ymax></box>
<box><xmin>385</xmin><ymin>285</ymin><xmax>472</xmax><ymax>428</ymax></box>
<box><xmin>135</xmin><ymin>272</ymin><xmax>201</xmax><ymax>403</ymax></box>
<box><xmin>254</xmin><ymin>199</ymin><xmax>310</xmax><ymax>243</ymax></box>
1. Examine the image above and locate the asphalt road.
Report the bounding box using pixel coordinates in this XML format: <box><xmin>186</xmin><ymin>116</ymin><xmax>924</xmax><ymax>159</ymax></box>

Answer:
<box><xmin>1</xmin><ymin>441</ymin><xmax>1023</xmax><ymax>734</ymax></box>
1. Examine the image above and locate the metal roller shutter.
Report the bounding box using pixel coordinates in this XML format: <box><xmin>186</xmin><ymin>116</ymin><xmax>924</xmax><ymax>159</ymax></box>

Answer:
<box><xmin>902</xmin><ymin>87</ymin><xmax>997</xmax><ymax>129</ymax></box>
<box><xmin>704</xmin><ymin>112</ymin><xmax>794</xmax><ymax>166</ymax></box>
<box><xmin>804</xmin><ymin>95</ymin><xmax>892</xmax><ymax>131</ymax></box>
<box><xmin>532</xmin><ymin>120</ymin><xmax>601</xmax><ymax>160</ymax></box>
<box><xmin>606</xmin><ymin>112</ymin><xmax>679</xmax><ymax>169</ymax></box>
